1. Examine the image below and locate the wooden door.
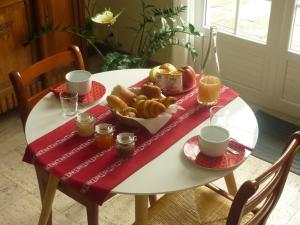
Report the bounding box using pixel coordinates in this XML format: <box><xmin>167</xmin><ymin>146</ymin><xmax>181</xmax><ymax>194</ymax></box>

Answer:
<box><xmin>192</xmin><ymin>0</ymin><xmax>300</xmax><ymax>123</ymax></box>
<box><xmin>272</xmin><ymin>0</ymin><xmax>300</xmax><ymax>120</ymax></box>
<box><xmin>0</xmin><ymin>0</ymin><xmax>34</xmax><ymax>113</ymax></box>
<box><xmin>194</xmin><ymin>0</ymin><xmax>273</xmax><ymax>107</ymax></box>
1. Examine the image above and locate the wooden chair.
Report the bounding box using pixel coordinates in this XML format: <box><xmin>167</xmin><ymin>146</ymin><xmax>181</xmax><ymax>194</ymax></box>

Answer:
<box><xmin>147</xmin><ymin>131</ymin><xmax>300</xmax><ymax>225</ymax></box>
<box><xmin>9</xmin><ymin>45</ymin><xmax>85</xmax><ymax>128</ymax></box>
<box><xmin>9</xmin><ymin>45</ymin><xmax>103</xmax><ymax>225</ymax></box>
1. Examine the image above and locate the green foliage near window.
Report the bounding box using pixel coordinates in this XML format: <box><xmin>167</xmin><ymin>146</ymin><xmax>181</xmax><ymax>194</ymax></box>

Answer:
<box><xmin>101</xmin><ymin>52</ymin><xmax>144</xmax><ymax>71</ymax></box>
<box><xmin>129</xmin><ymin>3</ymin><xmax>200</xmax><ymax>64</ymax></box>
<box><xmin>24</xmin><ymin>0</ymin><xmax>202</xmax><ymax>71</ymax></box>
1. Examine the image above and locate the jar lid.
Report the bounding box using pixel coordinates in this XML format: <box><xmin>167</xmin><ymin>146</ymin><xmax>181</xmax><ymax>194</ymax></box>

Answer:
<box><xmin>116</xmin><ymin>133</ymin><xmax>136</xmax><ymax>145</ymax></box>
<box><xmin>95</xmin><ymin>123</ymin><xmax>114</xmax><ymax>134</ymax></box>
<box><xmin>77</xmin><ymin>112</ymin><xmax>94</xmax><ymax>123</ymax></box>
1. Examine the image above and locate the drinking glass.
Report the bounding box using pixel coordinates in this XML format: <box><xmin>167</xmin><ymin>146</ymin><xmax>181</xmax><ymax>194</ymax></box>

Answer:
<box><xmin>197</xmin><ymin>75</ymin><xmax>221</xmax><ymax>105</ymax></box>
<box><xmin>59</xmin><ymin>91</ymin><xmax>78</xmax><ymax>116</ymax></box>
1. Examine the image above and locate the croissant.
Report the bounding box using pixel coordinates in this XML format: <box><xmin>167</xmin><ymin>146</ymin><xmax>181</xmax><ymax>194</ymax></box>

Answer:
<box><xmin>140</xmin><ymin>82</ymin><xmax>162</xmax><ymax>99</ymax></box>
<box><xmin>159</xmin><ymin>96</ymin><xmax>177</xmax><ymax>107</ymax></box>
<box><xmin>136</xmin><ymin>100</ymin><xmax>166</xmax><ymax>118</ymax></box>
<box><xmin>135</xmin><ymin>94</ymin><xmax>148</xmax><ymax>101</ymax></box>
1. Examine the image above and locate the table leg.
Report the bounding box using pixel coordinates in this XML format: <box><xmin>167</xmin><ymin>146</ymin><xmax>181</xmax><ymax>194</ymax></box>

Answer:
<box><xmin>135</xmin><ymin>195</ymin><xmax>149</xmax><ymax>225</ymax></box>
<box><xmin>38</xmin><ymin>174</ymin><xmax>59</xmax><ymax>225</ymax></box>
<box><xmin>224</xmin><ymin>172</ymin><xmax>238</xmax><ymax>195</ymax></box>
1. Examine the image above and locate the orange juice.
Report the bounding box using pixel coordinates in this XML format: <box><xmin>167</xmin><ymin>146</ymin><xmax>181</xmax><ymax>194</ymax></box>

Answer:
<box><xmin>197</xmin><ymin>75</ymin><xmax>221</xmax><ymax>105</ymax></box>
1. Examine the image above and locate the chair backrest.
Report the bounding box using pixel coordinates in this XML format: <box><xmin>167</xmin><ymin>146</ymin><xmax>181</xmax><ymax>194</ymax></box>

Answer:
<box><xmin>227</xmin><ymin>131</ymin><xmax>300</xmax><ymax>225</ymax></box>
<box><xmin>9</xmin><ymin>45</ymin><xmax>85</xmax><ymax>128</ymax></box>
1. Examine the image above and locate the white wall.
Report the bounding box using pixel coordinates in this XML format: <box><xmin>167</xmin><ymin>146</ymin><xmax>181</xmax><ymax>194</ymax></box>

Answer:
<box><xmin>92</xmin><ymin>0</ymin><xmax>194</xmax><ymax>68</ymax></box>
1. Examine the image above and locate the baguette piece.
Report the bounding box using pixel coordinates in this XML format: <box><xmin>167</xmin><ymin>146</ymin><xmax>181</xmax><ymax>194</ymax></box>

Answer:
<box><xmin>111</xmin><ymin>85</ymin><xmax>136</xmax><ymax>105</ymax></box>
<box><xmin>106</xmin><ymin>95</ymin><xmax>128</xmax><ymax>113</ymax></box>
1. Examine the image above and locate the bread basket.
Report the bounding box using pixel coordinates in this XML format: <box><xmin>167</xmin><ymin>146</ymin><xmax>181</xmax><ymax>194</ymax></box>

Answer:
<box><xmin>110</xmin><ymin>87</ymin><xmax>165</xmax><ymax>128</ymax></box>
<box><xmin>113</xmin><ymin>110</ymin><xmax>142</xmax><ymax>127</ymax></box>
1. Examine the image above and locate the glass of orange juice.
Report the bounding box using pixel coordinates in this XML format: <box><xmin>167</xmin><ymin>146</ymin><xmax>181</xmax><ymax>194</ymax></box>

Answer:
<box><xmin>197</xmin><ymin>75</ymin><xmax>221</xmax><ymax>105</ymax></box>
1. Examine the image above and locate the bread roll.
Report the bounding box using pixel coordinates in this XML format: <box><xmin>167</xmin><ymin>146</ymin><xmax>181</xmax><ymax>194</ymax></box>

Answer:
<box><xmin>106</xmin><ymin>95</ymin><xmax>128</xmax><ymax>113</ymax></box>
<box><xmin>111</xmin><ymin>85</ymin><xmax>136</xmax><ymax>105</ymax></box>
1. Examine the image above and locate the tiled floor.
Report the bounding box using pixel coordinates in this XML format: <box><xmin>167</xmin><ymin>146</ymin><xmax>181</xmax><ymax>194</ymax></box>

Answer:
<box><xmin>1</xmin><ymin>110</ymin><xmax>300</xmax><ymax>225</ymax></box>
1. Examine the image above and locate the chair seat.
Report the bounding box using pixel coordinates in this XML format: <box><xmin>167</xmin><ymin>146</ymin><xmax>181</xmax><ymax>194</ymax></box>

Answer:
<box><xmin>148</xmin><ymin>186</ymin><xmax>253</xmax><ymax>225</ymax></box>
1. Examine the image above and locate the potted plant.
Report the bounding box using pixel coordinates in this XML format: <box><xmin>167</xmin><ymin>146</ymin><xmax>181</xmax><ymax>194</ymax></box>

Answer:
<box><xmin>24</xmin><ymin>0</ymin><xmax>202</xmax><ymax>71</ymax></box>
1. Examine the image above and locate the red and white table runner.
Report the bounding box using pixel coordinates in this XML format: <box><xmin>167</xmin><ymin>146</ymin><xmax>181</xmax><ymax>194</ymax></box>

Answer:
<box><xmin>24</xmin><ymin>80</ymin><xmax>239</xmax><ymax>204</ymax></box>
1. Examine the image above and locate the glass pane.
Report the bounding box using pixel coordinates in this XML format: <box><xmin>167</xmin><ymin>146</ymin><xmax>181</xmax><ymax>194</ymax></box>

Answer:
<box><xmin>290</xmin><ymin>4</ymin><xmax>300</xmax><ymax>52</ymax></box>
<box><xmin>205</xmin><ymin>0</ymin><xmax>236</xmax><ymax>33</ymax></box>
<box><xmin>237</xmin><ymin>0</ymin><xmax>271</xmax><ymax>42</ymax></box>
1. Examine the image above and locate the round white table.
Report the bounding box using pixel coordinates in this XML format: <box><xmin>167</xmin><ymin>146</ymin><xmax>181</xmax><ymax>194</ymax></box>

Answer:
<box><xmin>26</xmin><ymin>69</ymin><xmax>258</xmax><ymax>225</ymax></box>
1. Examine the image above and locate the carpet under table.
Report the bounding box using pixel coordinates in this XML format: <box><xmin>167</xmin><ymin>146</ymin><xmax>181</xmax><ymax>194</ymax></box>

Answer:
<box><xmin>252</xmin><ymin>111</ymin><xmax>300</xmax><ymax>175</ymax></box>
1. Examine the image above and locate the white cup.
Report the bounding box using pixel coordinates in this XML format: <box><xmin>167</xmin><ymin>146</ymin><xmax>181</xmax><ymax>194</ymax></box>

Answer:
<box><xmin>198</xmin><ymin>125</ymin><xmax>230</xmax><ymax>157</ymax></box>
<box><xmin>65</xmin><ymin>70</ymin><xmax>92</xmax><ymax>95</ymax></box>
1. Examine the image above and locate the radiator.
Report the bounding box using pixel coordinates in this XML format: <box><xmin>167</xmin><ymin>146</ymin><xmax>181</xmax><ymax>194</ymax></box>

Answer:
<box><xmin>0</xmin><ymin>86</ymin><xmax>17</xmax><ymax>113</ymax></box>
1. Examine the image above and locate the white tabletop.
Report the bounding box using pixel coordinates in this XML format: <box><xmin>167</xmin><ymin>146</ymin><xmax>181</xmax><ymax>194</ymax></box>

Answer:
<box><xmin>25</xmin><ymin>69</ymin><xmax>258</xmax><ymax>195</ymax></box>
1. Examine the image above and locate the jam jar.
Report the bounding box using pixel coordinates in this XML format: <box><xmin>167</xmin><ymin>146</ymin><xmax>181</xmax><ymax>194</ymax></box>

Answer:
<box><xmin>167</xmin><ymin>70</ymin><xmax>183</xmax><ymax>93</ymax></box>
<box><xmin>115</xmin><ymin>133</ymin><xmax>137</xmax><ymax>158</ymax></box>
<box><xmin>76</xmin><ymin>112</ymin><xmax>95</xmax><ymax>137</ymax></box>
<box><xmin>95</xmin><ymin>123</ymin><xmax>114</xmax><ymax>149</ymax></box>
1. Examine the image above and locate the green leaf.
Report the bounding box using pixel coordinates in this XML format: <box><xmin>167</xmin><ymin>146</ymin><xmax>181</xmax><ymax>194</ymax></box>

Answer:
<box><xmin>189</xmin><ymin>24</ymin><xmax>195</xmax><ymax>33</ymax></box>
<box><xmin>160</xmin><ymin>17</ymin><xmax>169</xmax><ymax>31</ymax></box>
<box><xmin>151</xmin><ymin>5</ymin><xmax>186</xmax><ymax>18</ymax></box>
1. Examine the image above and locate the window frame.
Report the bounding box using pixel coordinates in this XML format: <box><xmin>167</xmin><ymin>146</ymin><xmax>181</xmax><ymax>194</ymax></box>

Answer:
<box><xmin>203</xmin><ymin>0</ymin><xmax>272</xmax><ymax>44</ymax></box>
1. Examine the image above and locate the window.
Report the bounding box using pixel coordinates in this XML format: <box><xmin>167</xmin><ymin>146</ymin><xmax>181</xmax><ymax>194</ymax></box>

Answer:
<box><xmin>204</xmin><ymin>0</ymin><xmax>272</xmax><ymax>43</ymax></box>
<box><xmin>290</xmin><ymin>0</ymin><xmax>300</xmax><ymax>52</ymax></box>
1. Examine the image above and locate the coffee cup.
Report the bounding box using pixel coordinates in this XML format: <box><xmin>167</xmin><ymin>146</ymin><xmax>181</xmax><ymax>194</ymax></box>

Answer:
<box><xmin>65</xmin><ymin>70</ymin><xmax>92</xmax><ymax>95</ymax></box>
<box><xmin>198</xmin><ymin>125</ymin><xmax>230</xmax><ymax>157</ymax></box>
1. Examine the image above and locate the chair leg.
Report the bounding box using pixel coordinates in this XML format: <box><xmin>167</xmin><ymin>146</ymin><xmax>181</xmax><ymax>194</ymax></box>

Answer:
<box><xmin>149</xmin><ymin>195</ymin><xmax>157</xmax><ymax>206</ymax></box>
<box><xmin>35</xmin><ymin>166</ymin><xmax>52</xmax><ymax>225</ymax></box>
<box><xmin>86</xmin><ymin>204</ymin><xmax>99</xmax><ymax>225</ymax></box>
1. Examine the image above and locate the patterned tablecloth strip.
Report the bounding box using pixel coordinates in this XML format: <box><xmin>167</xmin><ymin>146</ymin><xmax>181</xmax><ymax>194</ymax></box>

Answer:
<box><xmin>24</xmin><ymin>79</ymin><xmax>239</xmax><ymax>204</ymax></box>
